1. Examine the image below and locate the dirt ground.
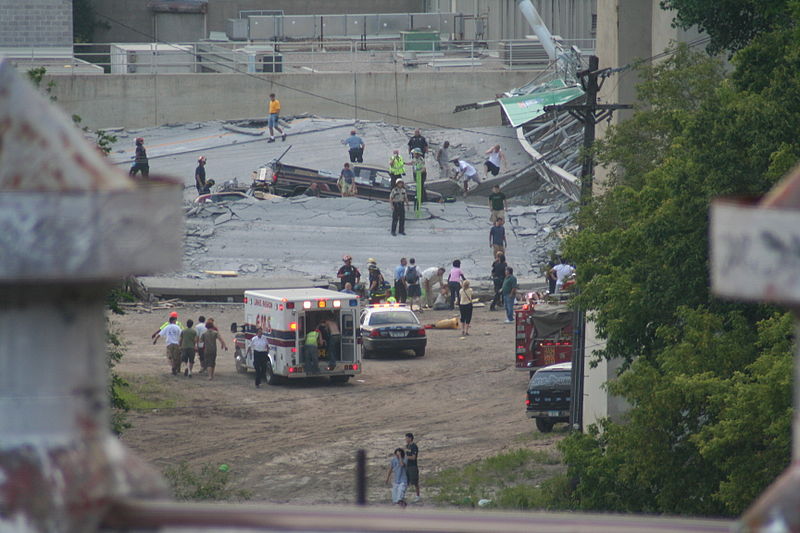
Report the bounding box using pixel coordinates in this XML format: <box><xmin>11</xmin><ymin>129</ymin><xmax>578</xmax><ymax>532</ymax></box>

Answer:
<box><xmin>112</xmin><ymin>302</ymin><xmax>563</xmax><ymax>506</ymax></box>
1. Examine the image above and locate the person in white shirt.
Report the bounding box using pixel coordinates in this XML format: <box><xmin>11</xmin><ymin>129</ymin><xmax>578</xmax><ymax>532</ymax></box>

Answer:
<box><xmin>248</xmin><ymin>327</ymin><xmax>270</xmax><ymax>388</ymax></box>
<box><xmin>551</xmin><ymin>258</ymin><xmax>576</xmax><ymax>293</ymax></box>
<box><xmin>195</xmin><ymin>315</ymin><xmax>207</xmax><ymax>373</ymax></box>
<box><xmin>452</xmin><ymin>159</ymin><xmax>480</xmax><ymax>195</ymax></box>
<box><xmin>421</xmin><ymin>266</ymin><xmax>446</xmax><ymax>309</ymax></box>
<box><xmin>484</xmin><ymin>144</ymin><xmax>507</xmax><ymax>178</ymax></box>
<box><xmin>157</xmin><ymin>316</ymin><xmax>183</xmax><ymax>376</ymax></box>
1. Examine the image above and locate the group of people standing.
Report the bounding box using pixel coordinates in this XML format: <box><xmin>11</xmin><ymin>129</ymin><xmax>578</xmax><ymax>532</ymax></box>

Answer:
<box><xmin>337</xmin><ymin>255</ymin><xmax>455</xmax><ymax>314</ymax></box>
<box><xmin>153</xmin><ymin>312</ymin><xmax>227</xmax><ymax>380</ymax></box>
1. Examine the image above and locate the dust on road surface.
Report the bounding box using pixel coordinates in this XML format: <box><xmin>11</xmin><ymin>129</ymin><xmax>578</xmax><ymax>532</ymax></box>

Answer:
<box><xmin>113</xmin><ymin>302</ymin><xmax>562</xmax><ymax>506</ymax></box>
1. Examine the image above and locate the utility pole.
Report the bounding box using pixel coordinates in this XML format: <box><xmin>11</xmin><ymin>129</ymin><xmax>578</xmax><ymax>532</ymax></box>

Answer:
<box><xmin>544</xmin><ymin>55</ymin><xmax>631</xmax><ymax>432</ymax></box>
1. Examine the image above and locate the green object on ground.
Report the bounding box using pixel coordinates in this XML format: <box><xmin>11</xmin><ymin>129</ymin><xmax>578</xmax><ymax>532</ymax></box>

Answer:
<box><xmin>219</xmin><ymin>464</ymin><xmax>229</xmax><ymax>472</ymax></box>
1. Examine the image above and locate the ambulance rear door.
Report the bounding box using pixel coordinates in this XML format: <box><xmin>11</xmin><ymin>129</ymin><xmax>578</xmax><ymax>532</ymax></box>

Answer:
<box><xmin>340</xmin><ymin>308</ymin><xmax>358</xmax><ymax>363</ymax></box>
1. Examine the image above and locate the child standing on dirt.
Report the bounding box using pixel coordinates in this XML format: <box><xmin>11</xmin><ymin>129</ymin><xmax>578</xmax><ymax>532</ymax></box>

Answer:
<box><xmin>386</xmin><ymin>448</ymin><xmax>408</xmax><ymax>508</ymax></box>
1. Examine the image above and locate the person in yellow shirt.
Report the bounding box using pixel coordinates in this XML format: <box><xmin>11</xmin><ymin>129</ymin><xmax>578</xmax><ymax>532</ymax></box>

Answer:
<box><xmin>267</xmin><ymin>93</ymin><xmax>286</xmax><ymax>143</ymax></box>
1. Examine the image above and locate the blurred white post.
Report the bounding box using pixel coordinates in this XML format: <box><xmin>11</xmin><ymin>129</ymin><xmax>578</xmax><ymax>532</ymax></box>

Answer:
<box><xmin>0</xmin><ymin>60</ymin><xmax>182</xmax><ymax>532</ymax></box>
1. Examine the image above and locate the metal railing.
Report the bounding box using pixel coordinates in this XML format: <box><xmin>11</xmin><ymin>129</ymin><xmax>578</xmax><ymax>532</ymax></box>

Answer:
<box><xmin>3</xmin><ymin>38</ymin><xmax>595</xmax><ymax>76</ymax></box>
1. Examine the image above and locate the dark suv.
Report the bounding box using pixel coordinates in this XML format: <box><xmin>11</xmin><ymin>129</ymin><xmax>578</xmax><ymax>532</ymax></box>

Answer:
<box><xmin>525</xmin><ymin>362</ymin><xmax>571</xmax><ymax>432</ymax></box>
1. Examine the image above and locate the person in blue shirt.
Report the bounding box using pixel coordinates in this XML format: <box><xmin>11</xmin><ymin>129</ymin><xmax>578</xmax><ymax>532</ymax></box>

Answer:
<box><xmin>342</xmin><ymin>130</ymin><xmax>365</xmax><ymax>163</ymax></box>
<box><xmin>385</xmin><ymin>448</ymin><xmax>408</xmax><ymax>508</ymax></box>
<box><xmin>394</xmin><ymin>257</ymin><xmax>408</xmax><ymax>303</ymax></box>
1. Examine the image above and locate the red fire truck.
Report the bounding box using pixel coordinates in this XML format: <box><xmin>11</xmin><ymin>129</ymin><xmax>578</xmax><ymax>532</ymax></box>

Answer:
<box><xmin>514</xmin><ymin>301</ymin><xmax>575</xmax><ymax>376</ymax></box>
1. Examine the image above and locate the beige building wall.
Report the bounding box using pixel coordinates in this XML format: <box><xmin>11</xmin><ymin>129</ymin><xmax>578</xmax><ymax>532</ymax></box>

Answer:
<box><xmin>584</xmin><ymin>0</ymin><xmax>701</xmax><ymax>428</ymax></box>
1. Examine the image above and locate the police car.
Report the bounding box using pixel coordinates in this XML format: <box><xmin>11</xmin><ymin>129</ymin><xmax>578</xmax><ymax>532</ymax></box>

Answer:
<box><xmin>360</xmin><ymin>303</ymin><xmax>426</xmax><ymax>358</ymax></box>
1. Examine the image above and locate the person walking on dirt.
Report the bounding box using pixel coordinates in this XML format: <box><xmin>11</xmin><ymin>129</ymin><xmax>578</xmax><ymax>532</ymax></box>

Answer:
<box><xmin>129</xmin><ymin>137</ymin><xmax>149</xmax><ymax>178</ymax></box>
<box><xmin>249</xmin><ymin>327</ymin><xmax>270</xmax><ymax>388</ymax></box>
<box><xmin>405</xmin><ymin>433</ymin><xmax>421</xmax><ymax>502</ymax></box>
<box><xmin>201</xmin><ymin>318</ymin><xmax>227</xmax><ymax>381</ymax></box>
<box><xmin>342</xmin><ymin>130</ymin><xmax>365</xmax><ymax>163</ymax></box>
<box><xmin>459</xmin><ymin>280</ymin><xmax>474</xmax><ymax>336</ymax></box>
<box><xmin>156</xmin><ymin>315</ymin><xmax>182</xmax><ymax>376</ymax></box>
<box><xmin>151</xmin><ymin>311</ymin><xmax>182</xmax><ymax>341</ymax></box>
<box><xmin>194</xmin><ymin>156</ymin><xmax>207</xmax><ymax>195</ymax></box>
<box><xmin>393</xmin><ymin>257</ymin><xmax>408</xmax><ymax>304</ymax></box>
<box><xmin>502</xmin><ymin>267</ymin><xmax>518</xmax><ymax>323</ymax></box>
<box><xmin>386</xmin><ymin>448</ymin><xmax>408</xmax><ymax>508</ymax></box>
<box><xmin>195</xmin><ymin>315</ymin><xmax>207</xmax><ymax>374</ymax></box>
<box><xmin>490</xmin><ymin>252</ymin><xmax>507</xmax><ymax>311</ymax></box>
<box><xmin>179</xmin><ymin>319</ymin><xmax>198</xmax><ymax>377</ymax></box>
<box><xmin>337</xmin><ymin>255</ymin><xmax>361</xmax><ymax>291</ymax></box>
<box><xmin>267</xmin><ymin>93</ymin><xmax>286</xmax><ymax>143</ymax></box>
<box><xmin>389</xmin><ymin>179</ymin><xmax>409</xmax><ymax>236</ymax></box>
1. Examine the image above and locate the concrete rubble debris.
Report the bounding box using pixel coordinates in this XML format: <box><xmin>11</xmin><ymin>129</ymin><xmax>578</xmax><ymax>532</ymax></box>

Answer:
<box><xmin>105</xmin><ymin>116</ymin><xmax>573</xmax><ymax>289</ymax></box>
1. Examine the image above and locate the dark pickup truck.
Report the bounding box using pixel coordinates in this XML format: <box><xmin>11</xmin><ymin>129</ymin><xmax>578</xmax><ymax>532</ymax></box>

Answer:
<box><xmin>256</xmin><ymin>160</ymin><xmax>444</xmax><ymax>203</ymax></box>
<box><xmin>525</xmin><ymin>361</ymin><xmax>571</xmax><ymax>432</ymax></box>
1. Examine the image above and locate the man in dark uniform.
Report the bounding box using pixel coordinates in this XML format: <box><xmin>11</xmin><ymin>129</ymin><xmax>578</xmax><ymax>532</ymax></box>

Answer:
<box><xmin>194</xmin><ymin>156</ymin><xmax>207</xmax><ymax>195</ymax></box>
<box><xmin>407</xmin><ymin>129</ymin><xmax>428</xmax><ymax>156</ymax></box>
<box><xmin>405</xmin><ymin>432</ymin><xmax>421</xmax><ymax>502</ymax></box>
<box><xmin>336</xmin><ymin>255</ymin><xmax>361</xmax><ymax>291</ymax></box>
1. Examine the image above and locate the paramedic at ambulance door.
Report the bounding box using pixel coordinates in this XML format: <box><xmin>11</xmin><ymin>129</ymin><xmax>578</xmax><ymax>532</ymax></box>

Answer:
<box><xmin>303</xmin><ymin>326</ymin><xmax>323</xmax><ymax>374</ymax></box>
<box><xmin>249</xmin><ymin>327</ymin><xmax>270</xmax><ymax>388</ymax></box>
<box><xmin>321</xmin><ymin>313</ymin><xmax>341</xmax><ymax>370</ymax></box>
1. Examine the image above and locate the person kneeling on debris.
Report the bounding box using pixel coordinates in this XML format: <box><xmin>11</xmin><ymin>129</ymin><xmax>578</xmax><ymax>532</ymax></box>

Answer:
<box><xmin>303</xmin><ymin>326</ymin><xmax>322</xmax><ymax>374</ymax></box>
<box><xmin>433</xmin><ymin>287</ymin><xmax>450</xmax><ymax>310</ymax></box>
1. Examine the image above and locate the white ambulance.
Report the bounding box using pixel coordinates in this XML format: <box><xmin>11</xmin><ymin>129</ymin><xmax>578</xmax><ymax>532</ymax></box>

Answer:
<box><xmin>231</xmin><ymin>288</ymin><xmax>362</xmax><ymax>384</ymax></box>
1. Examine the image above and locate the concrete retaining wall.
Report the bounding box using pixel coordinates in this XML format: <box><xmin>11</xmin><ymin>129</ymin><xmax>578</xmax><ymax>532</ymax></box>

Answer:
<box><xmin>48</xmin><ymin>70</ymin><xmax>537</xmax><ymax>130</ymax></box>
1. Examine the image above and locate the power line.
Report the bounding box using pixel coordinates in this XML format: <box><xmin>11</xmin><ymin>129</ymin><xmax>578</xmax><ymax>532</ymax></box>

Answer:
<box><xmin>94</xmin><ymin>13</ymin><xmax>714</xmax><ymax>153</ymax></box>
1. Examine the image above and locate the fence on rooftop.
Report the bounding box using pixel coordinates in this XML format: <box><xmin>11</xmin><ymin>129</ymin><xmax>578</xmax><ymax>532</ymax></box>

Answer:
<box><xmin>6</xmin><ymin>39</ymin><xmax>595</xmax><ymax>76</ymax></box>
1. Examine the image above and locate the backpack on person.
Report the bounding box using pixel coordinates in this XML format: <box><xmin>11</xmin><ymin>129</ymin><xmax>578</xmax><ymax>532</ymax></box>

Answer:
<box><xmin>405</xmin><ymin>265</ymin><xmax>419</xmax><ymax>284</ymax></box>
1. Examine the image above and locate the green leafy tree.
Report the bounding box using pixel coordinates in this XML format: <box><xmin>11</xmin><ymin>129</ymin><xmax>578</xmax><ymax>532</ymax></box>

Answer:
<box><xmin>558</xmin><ymin>30</ymin><xmax>798</xmax><ymax>516</ymax></box>
<box><xmin>659</xmin><ymin>0</ymin><xmax>791</xmax><ymax>53</ymax></box>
